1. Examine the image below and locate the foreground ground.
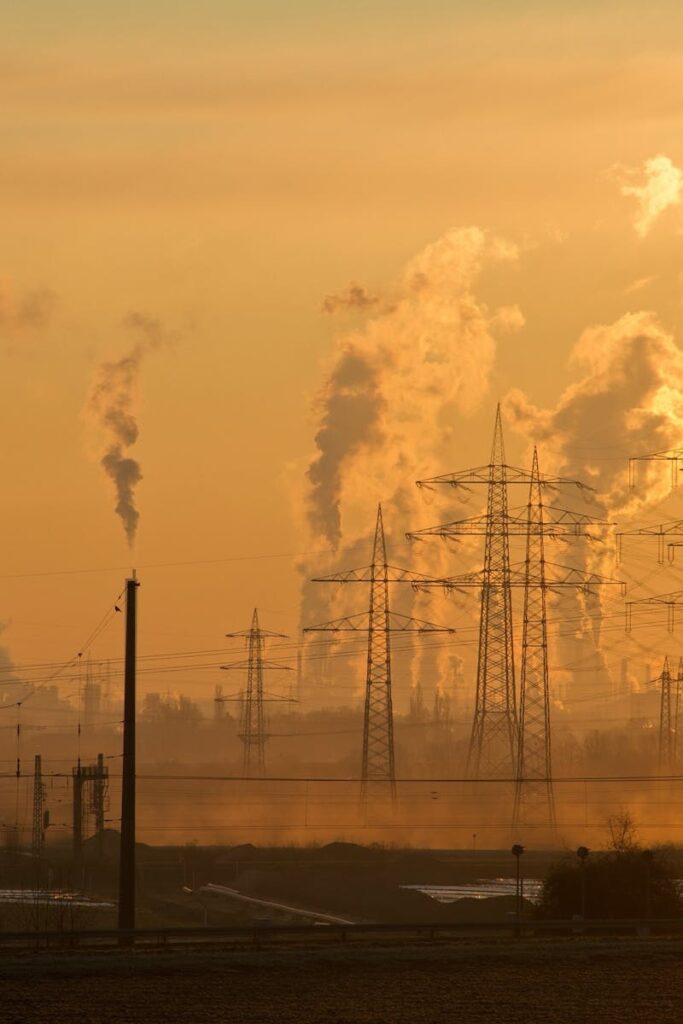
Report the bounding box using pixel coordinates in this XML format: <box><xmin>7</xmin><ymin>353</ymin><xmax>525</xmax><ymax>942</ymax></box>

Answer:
<box><xmin>2</xmin><ymin>936</ymin><xmax>683</xmax><ymax>1024</ymax></box>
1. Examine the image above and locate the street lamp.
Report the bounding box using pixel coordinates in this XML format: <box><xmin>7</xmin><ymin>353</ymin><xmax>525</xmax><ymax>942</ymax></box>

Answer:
<box><xmin>576</xmin><ymin>846</ymin><xmax>589</xmax><ymax>919</ymax></box>
<box><xmin>511</xmin><ymin>844</ymin><xmax>525</xmax><ymax>916</ymax></box>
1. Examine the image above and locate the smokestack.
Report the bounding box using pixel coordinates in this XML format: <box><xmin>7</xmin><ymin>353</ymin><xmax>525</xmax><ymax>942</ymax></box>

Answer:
<box><xmin>118</xmin><ymin>574</ymin><xmax>139</xmax><ymax>937</ymax></box>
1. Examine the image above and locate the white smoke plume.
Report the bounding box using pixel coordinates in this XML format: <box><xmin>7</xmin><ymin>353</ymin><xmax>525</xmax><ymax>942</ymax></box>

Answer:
<box><xmin>306</xmin><ymin>227</ymin><xmax>522</xmax><ymax>550</ymax></box>
<box><xmin>617</xmin><ymin>154</ymin><xmax>683</xmax><ymax>237</ymax></box>
<box><xmin>505</xmin><ymin>311</ymin><xmax>683</xmax><ymax>517</ymax></box>
<box><xmin>86</xmin><ymin>313</ymin><xmax>167</xmax><ymax>548</ymax></box>
<box><xmin>300</xmin><ymin>227</ymin><xmax>523</xmax><ymax>707</ymax></box>
<box><xmin>505</xmin><ymin>311</ymin><xmax>683</xmax><ymax>711</ymax></box>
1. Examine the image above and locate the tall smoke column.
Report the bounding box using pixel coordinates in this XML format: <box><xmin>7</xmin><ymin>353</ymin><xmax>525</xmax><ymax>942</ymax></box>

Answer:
<box><xmin>299</xmin><ymin>226</ymin><xmax>524</xmax><ymax>706</ymax></box>
<box><xmin>86</xmin><ymin>313</ymin><xmax>165</xmax><ymax>547</ymax></box>
<box><xmin>505</xmin><ymin>311</ymin><xmax>683</xmax><ymax>532</ymax></box>
<box><xmin>505</xmin><ymin>311</ymin><xmax>683</xmax><ymax>710</ymax></box>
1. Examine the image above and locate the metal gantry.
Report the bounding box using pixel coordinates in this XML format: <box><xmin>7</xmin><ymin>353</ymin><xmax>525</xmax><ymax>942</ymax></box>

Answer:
<box><xmin>219</xmin><ymin>610</ymin><xmax>293</xmax><ymax>778</ymax></box>
<box><xmin>73</xmin><ymin>753</ymin><xmax>109</xmax><ymax>862</ymax></box>
<box><xmin>305</xmin><ymin>505</ymin><xmax>453</xmax><ymax>800</ymax></box>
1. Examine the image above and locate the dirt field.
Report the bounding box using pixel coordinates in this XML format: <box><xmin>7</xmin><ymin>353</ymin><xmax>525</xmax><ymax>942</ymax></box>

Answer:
<box><xmin>2</xmin><ymin>937</ymin><xmax>682</xmax><ymax>1023</ymax></box>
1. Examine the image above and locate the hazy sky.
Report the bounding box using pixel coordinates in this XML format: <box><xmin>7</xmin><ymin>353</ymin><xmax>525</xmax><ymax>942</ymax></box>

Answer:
<box><xmin>3</xmin><ymin>1</ymin><xmax>683</xmax><ymax>710</ymax></box>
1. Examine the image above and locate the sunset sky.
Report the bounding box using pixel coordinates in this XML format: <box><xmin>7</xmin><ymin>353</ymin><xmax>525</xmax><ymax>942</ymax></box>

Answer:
<box><xmin>3</xmin><ymin>1</ymin><xmax>683</xmax><ymax>710</ymax></box>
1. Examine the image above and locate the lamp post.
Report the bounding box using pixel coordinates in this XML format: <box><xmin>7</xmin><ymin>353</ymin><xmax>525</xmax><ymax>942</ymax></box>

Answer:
<box><xmin>576</xmin><ymin>846</ymin><xmax>589</xmax><ymax>919</ymax></box>
<box><xmin>512</xmin><ymin>844</ymin><xmax>525</xmax><ymax>917</ymax></box>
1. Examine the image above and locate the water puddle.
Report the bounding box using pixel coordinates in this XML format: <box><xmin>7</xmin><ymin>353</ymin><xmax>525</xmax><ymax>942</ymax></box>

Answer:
<box><xmin>0</xmin><ymin>889</ymin><xmax>114</xmax><ymax>909</ymax></box>
<box><xmin>402</xmin><ymin>878</ymin><xmax>543</xmax><ymax>904</ymax></box>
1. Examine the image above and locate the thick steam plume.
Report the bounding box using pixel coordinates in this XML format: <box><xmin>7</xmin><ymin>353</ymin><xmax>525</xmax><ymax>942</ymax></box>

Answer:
<box><xmin>505</xmin><ymin>311</ymin><xmax>683</xmax><ymax>518</ymax></box>
<box><xmin>306</xmin><ymin>227</ymin><xmax>522</xmax><ymax>551</ymax></box>
<box><xmin>505</xmin><ymin>311</ymin><xmax>683</xmax><ymax>703</ymax></box>
<box><xmin>299</xmin><ymin>227</ymin><xmax>523</xmax><ymax>707</ymax></box>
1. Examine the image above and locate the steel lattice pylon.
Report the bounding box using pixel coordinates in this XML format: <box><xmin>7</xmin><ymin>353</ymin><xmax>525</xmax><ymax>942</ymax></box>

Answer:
<box><xmin>658</xmin><ymin>656</ymin><xmax>675</xmax><ymax>774</ymax></box>
<box><xmin>676</xmin><ymin>658</ymin><xmax>683</xmax><ymax>768</ymax></box>
<box><xmin>512</xmin><ymin>447</ymin><xmax>555</xmax><ymax>829</ymax></box>
<box><xmin>362</xmin><ymin>507</ymin><xmax>395</xmax><ymax>794</ymax></box>
<box><xmin>32</xmin><ymin>753</ymin><xmax>45</xmax><ymax>857</ymax></box>
<box><xmin>415</xmin><ymin>407</ymin><xmax>521</xmax><ymax>777</ymax></box>
<box><xmin>414</xmin><ymin>414</ymin><xmax>621</xmax><ymax>811</ymax></box>
<box><xmin>220</xmin><ymin>610</ymin><xmax>292</xmax><ymax>778</ymax></box>
<box><xmin>626</xmin><ymin>590</ymin><xmax>683</xmax><ymax>633</ymax></box>
<box><xmin>616</xmin><ymin>518</ymin><xmax>683</xmax><ymax>565</ymax></box>
<box><xmin>305</xmin><ymin>505</ymin><xmax>453</xmax><ymax>800</ymax></box>
<box><xmin>469</xmin><ymin>407</ymin><xmax>517</xmax><ymax>777</ymax></box>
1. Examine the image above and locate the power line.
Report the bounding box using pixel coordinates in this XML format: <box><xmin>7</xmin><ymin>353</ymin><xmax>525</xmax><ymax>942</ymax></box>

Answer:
<box><xmin>0</xmin><ymin>549</ymin><xmax>335</xmax><ymax>582</ymax></box>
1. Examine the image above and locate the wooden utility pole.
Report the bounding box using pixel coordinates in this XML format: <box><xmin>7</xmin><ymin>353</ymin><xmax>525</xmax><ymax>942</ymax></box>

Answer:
<box><xmin>118</xmin><ymin>574</ymin><xmax>138</xmax><ymax>933</ymax></box>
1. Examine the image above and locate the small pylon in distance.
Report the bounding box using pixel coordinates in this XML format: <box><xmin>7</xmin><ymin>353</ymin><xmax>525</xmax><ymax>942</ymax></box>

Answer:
<box><xmin>219</xmin><ymin>610</ymin><xmax>293</xmax><ymax>778</ymax></box>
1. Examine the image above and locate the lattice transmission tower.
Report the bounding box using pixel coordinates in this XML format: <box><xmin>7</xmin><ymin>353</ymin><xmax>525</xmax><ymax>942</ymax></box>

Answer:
<box><xmin>629</xmin><ymin>445</ymin><xmax>683</xmax><ymax>492</ymax></box>
<box><xmin>305</xmin><ymin>504</ymin><xmax>453</xmax><ymax>800</ymax></box>
<box><xmin>677</xmin><ymin>658</ymin><xmax>683</xmax><ymax>768</ymax></box>
<box><xmin>626</xmin><ymin>590</ymin><xmax>683</xmax><ymax>633</ymax></box>
<box><xmin>218</xmin><ymin>610</ymin><xmax>293</xmax><ymax>778</ymax></box>
<box><xmin>620</xmin><ymin>442</ymin><xmax>683</xmax><ymax>564</ymax></box>
<box><xmin>413</xmin><ymin>436</ymin><xmax>620</xmax><ymax>825</ymax></box>
<box><xmin>514</xmin><ymin>449</ymin><xmax>554</xmax><ymax>827</ymax></box>
<box><xmin>31</xmin><ymin>753</ymin><xmax>46</xmax><ymax>857</ymax></box>
<box><xmin>617</xmin><ymin>518</ymin><xmax>683</xmax><ymax>565</ymax></box>
<box><xmin>412</xmin><ymin>407</ymin><xmax>604</xmax><ymax>781</ymax></box>
<box><xmin>658</xmin><ymin>656</ymin><xmax>675</xmax><ymax>774</ymax></box>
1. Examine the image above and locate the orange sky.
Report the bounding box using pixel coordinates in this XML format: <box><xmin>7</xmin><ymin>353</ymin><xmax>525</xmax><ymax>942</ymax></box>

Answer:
<box><xmin>3</xmin><ymin>1</ymin><xmax>683</xmax><ymax>716</ymax></box>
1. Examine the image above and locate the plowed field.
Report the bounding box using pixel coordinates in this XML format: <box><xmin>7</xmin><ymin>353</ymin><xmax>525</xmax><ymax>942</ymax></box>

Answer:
<box><xmin>2</xmin><ymin>938</ymin><xmax>682</xmax><ymax>1023</ymax></box>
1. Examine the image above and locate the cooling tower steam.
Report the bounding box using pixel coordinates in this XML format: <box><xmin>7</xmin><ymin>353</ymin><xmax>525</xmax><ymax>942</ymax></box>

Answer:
<box><xmin>306</xmin><ymin>227</ymin><xmax>523</xmax><ymax>551</ymax></box>
<box><xmin>504</xmin><ymin>311</ymin><xmax>683</xmax><ymax>705</ymax></box>
<box><xmin>299</xmin><ymin>227</ymin><xmax>523</xmax><ymax>707</ymax></box>
<box><xmin>505</xmin><ymin>311</ymin><xmax>683</xmax><ymax>518</ymax></box>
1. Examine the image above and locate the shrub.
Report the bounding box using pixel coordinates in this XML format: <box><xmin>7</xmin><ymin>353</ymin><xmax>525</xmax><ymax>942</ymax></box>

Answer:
<box><xmin>537</xmin><ymin>846</ymin><xmax>682</xmax><ymax>920</ymax></box>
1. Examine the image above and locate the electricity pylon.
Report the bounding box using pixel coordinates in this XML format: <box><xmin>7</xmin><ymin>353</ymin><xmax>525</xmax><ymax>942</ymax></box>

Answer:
<box><xmin>31</xmin><ymin>754</ymin><xmax>45</xmax><ymax>857</ymax></box>
<box><xmin>415</xmin><ymin>435</ymin><xmax>621</xmax><ymax>827</ymax></box>
<box><xmin>658</xmin><ymin>656</ymin><xmax>675</xmax><ymax>774</ymax></box>
<box><xmin>514</xmin><ymin>448</ymin><xmax>554</xmax><ymax>828</ymax></box>
<box><xmin>413</xmin><ymin>406</ymin><xmax>599</xmax><ymax>780</ymax></box>
<box><xmin>629</xmin><ymin>446</ymin><xmax>683</xmax><ymax>492</ymax></box>
<box><xmin>616</xmin><ymin>518</ymin><xmax>683</xmax><ymax>565</ymax></box>
<box><xmin>305</xmin><ymin>505</ymin><xmax>453</xmax><ymax>800</ymax></box>
<box><xmin>626</xmin><ymin>590</ymin><xmax>683</xmax><ymax>633</ymax></box>
<box><xmin>676</xmin><ymin>658</ymin><xmax>683</xmax><ymax>768</ymax></box>
<box><xmin>219</xmin><ymin>609</ymin><xmax>293</xmax><ymax>778</ymax></box>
